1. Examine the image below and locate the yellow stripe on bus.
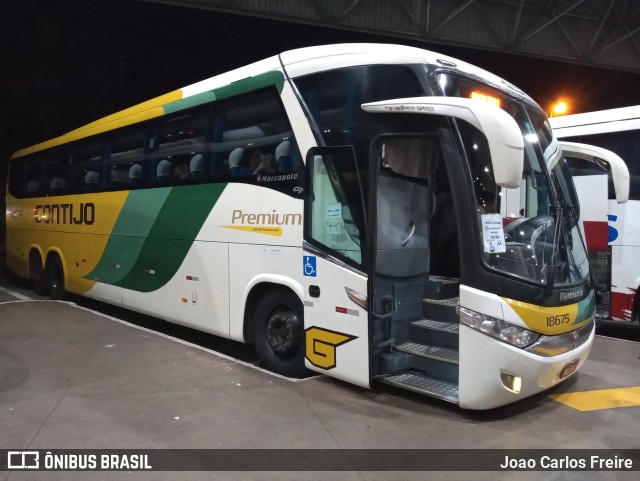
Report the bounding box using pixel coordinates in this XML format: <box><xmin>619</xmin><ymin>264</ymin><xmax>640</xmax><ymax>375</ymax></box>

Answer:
<box><xmin>6</xmin><ymin>191</ymin><xmax>130</xmax><ymax>294</ymax></box>
<box><xmin>69</xmin><ymin>90</ymin><xmax>183</xmax><ymax>134</ymax></box>
<box><xmin>63</xmin><ymin>107</ymin><xmax>167</xmax><ymax>146</ymax></box>
<box><xmin>503</xmin><ymin>297</ymin><xmax>590</xmax><ymax>335</ymax></box>
<box><xmin>12</xmin><ymin>90</ymin><xmax>183</xmax><ymax>159</ymax></box>
<box><xmin>549</xmin><ymin>386</ymin><xmax>640</xmax><ymax>411</ymax></box>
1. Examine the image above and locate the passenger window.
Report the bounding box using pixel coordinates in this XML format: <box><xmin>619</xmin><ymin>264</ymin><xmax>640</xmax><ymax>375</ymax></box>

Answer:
<box><xmin>211</xmin><ymin>88</ymin><xmax>298</xmax><ymax>183</ymax></box>
<box><xmin>156</xmin><ymin>106</ymin><xmax>208</xmax><ymax>186</ymax></box>
<box><xmin>71</xmin><ymin>138</ymin><xmax>103</xmax><ymax>193</ymax></box>
<box><xmin>8</xmin><ymin>160</ymin><xmax>23</xmax><ymax>198</ymax></box>
<box><xmin>25</xmin><ymin>155</ymin><xmax>45</xmax><ymax>197</ymax></box>
<box><xmin>45</xmin><ymin>150</ymin><xmax>70</xmax><ymax>195</ymax></box>
<box><xmin>9</xmin><ymin>155</ymin><xmax>44</xmax><ymax>198</ymax></box>
<box><xmin>109</xmin><ymin>124</ymin><xmax>148</xmax><ymax>190</ymax></box>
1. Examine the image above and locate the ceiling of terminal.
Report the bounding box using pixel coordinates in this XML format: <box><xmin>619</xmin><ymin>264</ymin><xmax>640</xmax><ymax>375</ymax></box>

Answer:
<box><xmin>142</xmin><ymin>0</ymin><xmax>640</xmax><ymax>73</ymax></box>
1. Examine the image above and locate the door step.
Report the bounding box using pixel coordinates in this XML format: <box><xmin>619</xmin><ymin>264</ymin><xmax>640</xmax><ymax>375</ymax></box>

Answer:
<box><xmin>426</xmin><ymin>276</ymin><xmax>460</xmax><ymax>299</ymax></box>
<box><xmin>411</xmin><ymin>318</ymin><xmax>459</xmax><ymax>333</ymax></box>
<box><xmin>423</xmin><ymin>297</ymin><xmax>458</xmax><ymax>307</ymax></box>
<box><xmin>409</xmin><ymin>318</ymin><xmax>458</xmax><ymax>349</ymax></box>
<box><xmin>423</xmin><ymin>296</ymin><xmax>458</xmax><ymax>322</ymax></box>
<box><xmin>396</xmin><ymin>342</ymin><xmax>459</xmax><ymax>364</ymax></box>
<box><xmin>382</xmin><ymin>372</ymin><xmax>459</xmax><ymax>403</ymax></box>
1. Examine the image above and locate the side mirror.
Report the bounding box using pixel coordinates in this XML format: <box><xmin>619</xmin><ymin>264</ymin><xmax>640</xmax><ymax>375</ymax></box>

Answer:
<box><xmin>559</xmin><ymin>141</ymin><xmax>630</xmax><ymax>203</ymax></box>
<box><xmin>361</xmin><ymin>96</ymin><xmax>524</xmax><ymax>188</ymax></box>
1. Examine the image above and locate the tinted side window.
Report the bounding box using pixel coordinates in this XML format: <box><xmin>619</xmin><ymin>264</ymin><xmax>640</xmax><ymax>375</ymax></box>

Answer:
<box><xmin>294</xmin><ymin>65</ymin><xmax>424</xmax><ymax>148</ymax></box>
<box><xmin>18</xmin><ymin>155</ymin><xmax>46</xmax><ymax>197</ymax></box>
<box><xmin>294</xmin><ymin>65</ymin><xmax>425</xmax><ymax>203</ymax></box>
<box><xmin>71</xmin><ymin>138</ymin><xmax>104</xmax><ymax>193</ymax></box>
<box><xmin>108</xmin><ymin>124</ymin><xmax>149</xmax><ymax>190</ymax></box>
<box><xmin>45</xmin><ymin>150</ymin><xmax>70</xmax><ymax>195</ymax></box>
<box><xmin>210</xmin><ymin>87</ymin><xmax>302</xmax><ymax>195</ymax></box>
<box><xmin>8</xmin><ymin>159</ymin><xmax>23</xmax><ymax>197</ymax></box>
<box><xmin>155</xmin><ymin>106</ymin><xmax>209</xmax><ymax>186</ymax></box>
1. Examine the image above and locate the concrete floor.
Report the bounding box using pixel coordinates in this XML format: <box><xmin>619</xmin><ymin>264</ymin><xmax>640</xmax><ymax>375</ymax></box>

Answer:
<box><xmin>1</xmin><ymin>288</ymin><xmax>639</xmax><ymax>480</ymax></box>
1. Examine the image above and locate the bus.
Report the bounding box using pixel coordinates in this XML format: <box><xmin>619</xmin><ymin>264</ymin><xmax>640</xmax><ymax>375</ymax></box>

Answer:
<box><xmin>5</xmin><ymin>43</ymin><xmax>609</xmax><ymax>409</ymax></box>
<box><xmin>550</xmin><ymin>107</ymin><xmax>639</xmax><ymax>327</ymax></box>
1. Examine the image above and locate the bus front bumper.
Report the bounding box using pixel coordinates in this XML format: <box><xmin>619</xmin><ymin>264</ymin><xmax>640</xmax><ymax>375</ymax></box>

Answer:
<box><xmin>458</xmin><ymin>322</ymin><xmax>595</xmax><ymax>410</ymax></box>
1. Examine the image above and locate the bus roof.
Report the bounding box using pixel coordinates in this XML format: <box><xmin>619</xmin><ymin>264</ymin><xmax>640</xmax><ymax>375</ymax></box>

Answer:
<box><xmin>12</xmin><ymin>43</ymin><xmax>536</xmax><ymax>160</ymax></box>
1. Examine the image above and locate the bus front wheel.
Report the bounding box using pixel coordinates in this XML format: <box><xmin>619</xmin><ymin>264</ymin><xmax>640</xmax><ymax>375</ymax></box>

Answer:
<box><xmin>252</xmin><ymin>290</ymin><xmax>308</xmax><ymax>378</ymax></box>
<box><xmin>47</xmin><ymin>255</ymin><xmax>67</xmax><ymax>300</ymax></box>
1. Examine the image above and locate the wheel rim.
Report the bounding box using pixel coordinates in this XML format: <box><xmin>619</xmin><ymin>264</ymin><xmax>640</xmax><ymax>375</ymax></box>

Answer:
<box><xmin>266</xmin><ymin>307</ymin><xmax>300</xmax><ymax>358</ymax></box>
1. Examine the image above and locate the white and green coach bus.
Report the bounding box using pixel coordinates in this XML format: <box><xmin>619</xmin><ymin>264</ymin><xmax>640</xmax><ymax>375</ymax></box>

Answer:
<box><xmin>6</xmin><ymin>43</ymin><xmax>597</xmax><ymax>409</ymax></box>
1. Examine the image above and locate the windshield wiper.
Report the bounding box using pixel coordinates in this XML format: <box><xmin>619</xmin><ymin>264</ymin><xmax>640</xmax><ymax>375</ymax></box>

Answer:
<box><xmin>542</xmin><ymin>203</ymin><xmax>564</xmax><ymax>299</ymax></box>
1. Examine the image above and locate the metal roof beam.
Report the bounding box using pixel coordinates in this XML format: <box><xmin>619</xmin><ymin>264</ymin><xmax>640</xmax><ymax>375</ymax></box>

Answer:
<box><xmin>136</xmin><ymin>0</ymin><xmax>640</xmax><ymax>73</ymax></box>
<box><xmin>518</xmin><ymin>0</ymin><xmax>585</xmax><ymax>44</ymax></box>
<box><xmin>430</xmin><ymin>0</ymin><xmax>475</xmax><ymax>33</ymax></box>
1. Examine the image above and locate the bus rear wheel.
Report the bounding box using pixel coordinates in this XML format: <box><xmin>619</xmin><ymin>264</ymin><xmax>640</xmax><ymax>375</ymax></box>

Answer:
<box><xmin>30</xmin><ymin>252</ymin><xmax>49</xmax><ymax>297</ymax></box>
<box><xmin>47</xmin><ymin>255</ymin><xmax>67</xmax><ymax>300</ymax></box>
<box><xmin>252</xmin><ymin>290</ymin><xmax>308</xmax><ymax>378</ymax></box>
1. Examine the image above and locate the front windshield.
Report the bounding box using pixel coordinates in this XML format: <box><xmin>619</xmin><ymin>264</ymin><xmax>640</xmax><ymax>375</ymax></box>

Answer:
<box><xmin>439</xmin><ymin>75</ymin><xmax>590</xmax><ymax>286</ymax></box>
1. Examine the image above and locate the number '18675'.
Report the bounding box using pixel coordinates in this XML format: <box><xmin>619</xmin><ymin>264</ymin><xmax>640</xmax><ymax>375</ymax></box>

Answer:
<box><xmin>546</xmin><ymin>313</ymin><xmax>570</xmax><ymax>327</ymax></box>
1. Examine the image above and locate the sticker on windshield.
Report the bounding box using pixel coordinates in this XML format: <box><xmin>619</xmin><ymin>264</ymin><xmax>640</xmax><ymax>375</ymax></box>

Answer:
<box><xmin>481</xmin><ymin>214</ymin><xmax>506</xmax><ymax>253</ymax></box>
<box><xmin>327</xmin><ymin>203</ymin><xmax>342</xmax><ymax>218</ymax></box>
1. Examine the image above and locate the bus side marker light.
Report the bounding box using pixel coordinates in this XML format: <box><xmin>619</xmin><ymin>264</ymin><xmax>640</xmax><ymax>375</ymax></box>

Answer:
<box><xmin>181</xmin><ymin>297</ymin><xmax>188</xmax><ymax>303</ymax></box>
<box><xmin>500</xmin><ymin>373</ymin><xmax>522</xmax><ymax>393</ymax></box>
<box><xmin>335</xmin><ymin>306</ymin><xmax>359</xmax><ymax>316</ymax></box>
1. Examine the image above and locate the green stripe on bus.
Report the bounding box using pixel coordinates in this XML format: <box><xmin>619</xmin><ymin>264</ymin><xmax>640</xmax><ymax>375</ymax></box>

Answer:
<box><xmin>574</xmin><ymin>290</ymin><xmax>596</xmax><ymax>325</ymax></box>
<box><xmin>85</xmin><ymin>189</ymin><xmax>172</xmax><ymax>284</ymax></box>
<box><xmin>212</xmin><ymin>70</ymin><xmax>285</xmax><ymax>100</ymax></box>
<box><xmin>163</xmin><ymin>91</ymin><xmax>217</xmax><ymax>115</ymax></box>
<box><xmin>115</xmin><ymin>183</ymin><xmax>227</xmax><ymax>292</ymax></box>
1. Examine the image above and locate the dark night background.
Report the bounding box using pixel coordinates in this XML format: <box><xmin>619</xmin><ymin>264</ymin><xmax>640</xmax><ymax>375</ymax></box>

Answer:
<box><xmin>3</xmin><ymin>0</ymin><xmax>640</xmax><ymax>230</ymax></box>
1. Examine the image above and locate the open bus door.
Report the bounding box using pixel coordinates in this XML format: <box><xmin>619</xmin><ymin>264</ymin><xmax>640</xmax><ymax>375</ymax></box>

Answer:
<box><xmin>302</xmin><ymin>146</ymin><xmax>371</xmax><ymax>388</ymax></box>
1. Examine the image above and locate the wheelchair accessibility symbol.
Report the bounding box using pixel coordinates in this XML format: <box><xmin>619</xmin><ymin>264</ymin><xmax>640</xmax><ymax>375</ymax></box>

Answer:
<box><xmin>303</xmin><ymin>256</ymin><xmax>317</xmax><ymax>277</ymax></box>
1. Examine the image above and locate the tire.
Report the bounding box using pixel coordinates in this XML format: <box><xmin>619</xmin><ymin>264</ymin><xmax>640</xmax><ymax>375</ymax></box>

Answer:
<box><xmin>252</xmin><ymin>289</ymin><xmax>308</xmax><ymax>378</ymax></box>
<box><xmin>30</xmin><ymin>254</ymin><xmax>49</xmax><ymax>297</ymax></box>
<box><xmin>47</xmin><ymin>255</ymin><xmax>67</xmax><ymax>300</ymax></box>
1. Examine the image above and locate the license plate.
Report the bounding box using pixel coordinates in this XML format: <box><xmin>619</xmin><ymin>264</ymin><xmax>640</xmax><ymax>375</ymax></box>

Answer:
<box><xmin>560</xmin><ymin>358</ymin><xmax>580</xmax><ymax>378</ymax></box>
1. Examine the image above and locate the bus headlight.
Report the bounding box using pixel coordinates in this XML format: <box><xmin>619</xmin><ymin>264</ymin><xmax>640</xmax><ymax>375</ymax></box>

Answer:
<box><xmin>459</xmin><ymin>307</ymin><xmax>540</xmax><ymax>348</ymax></box>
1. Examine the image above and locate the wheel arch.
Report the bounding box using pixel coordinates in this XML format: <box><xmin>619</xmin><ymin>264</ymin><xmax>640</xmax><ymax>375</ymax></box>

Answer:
<box><xmin>242</xmin><ymin>275</ymin><xmax>304</xmax><ymax>344</ymax></box>
<box><xmin>45</xmin><ymin>248</ymin><xmax>66</xmax><ymax>276</ymax></box>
